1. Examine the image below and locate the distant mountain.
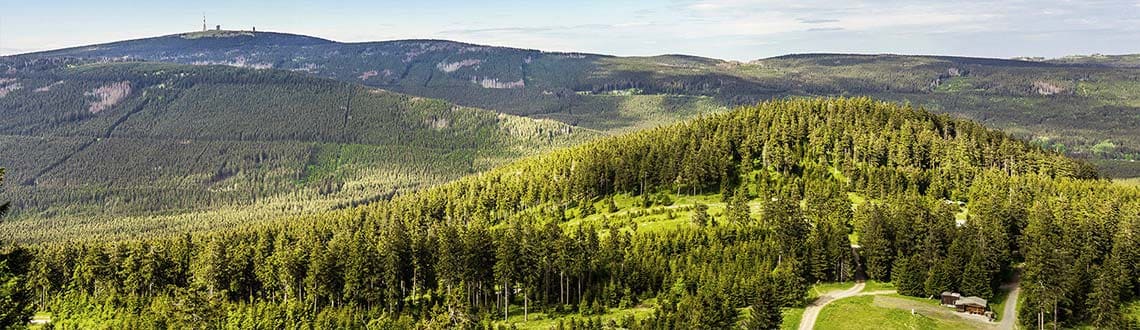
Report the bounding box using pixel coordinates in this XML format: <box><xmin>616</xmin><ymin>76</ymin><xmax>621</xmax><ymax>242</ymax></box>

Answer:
<box><xmin>1016</xmin><ymin>54</ymin><xmax>1140</xmax><ymax>68</ymax></box>
<box><xmin>10</xmin><ymin>31</ymin><xmax>1140</xmax><ymax>178</ymax></box>
<box><xmin>3</xmin><ymin>30</ymin><xmax>1140</xmax><ymax>229</ymax></box>
<box><xmin>15</xmin><ymin>31</ymin><xmax>751</xmax><ymax>133</ymax></box>
<box><xmin>0</xmin><ymin>59</ymin><xmax>590</xmax><ymax>228</ymax></box>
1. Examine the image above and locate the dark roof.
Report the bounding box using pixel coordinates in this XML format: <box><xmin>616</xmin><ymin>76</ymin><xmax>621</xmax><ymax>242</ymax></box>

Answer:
<box><xmin>955</xmin><ymin>296</ymin><xmax>987</xmax><ymax>307</ymax></box>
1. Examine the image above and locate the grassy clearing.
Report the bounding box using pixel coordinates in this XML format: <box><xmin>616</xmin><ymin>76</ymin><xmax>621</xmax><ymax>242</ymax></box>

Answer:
<box><xmin>807</xmin><ymin>282</ymin><xmax>856</xmax><ymax>301</ymax></box>
<box><xmin>1114</xmin><ymin>177</ymin><xmax>1140</xmax><ymax>188</ymax></box>
<box><xmin>862</xmin><ymin>280</ymin><xmax>896</xmax><ymax>293</ymax></box>
<box><xmin>1126</xmin><ymin>300</ymin><xmax>1140</xmax><ymax>325</ymax></box>
<box><xmin>780</xmin><ymin>307</ymin><xmax>806</xmax><ymax>330</ymax></box>
<box><xmin>28</xmin><ymin>312</ymin><xmax>51</xmax><ymax>330</ymax></box>
<box><xmin>934</xmin><ymin>77</ymin><xmax>984</xmax><ymax>93</ymax></box>
<box><xmin>563</xmin><ymin>192</ymin><xmax>743</xmax><ymax>235</ymax></box>
<box><xmin>816</xmin><ymin>295</ymin><xmax>989</xmax><ymax>330</ymax></box>
<box><xmin>495</xmin><ymin>299</ymin><xmax>657</xmax><ymax>329</ymax></box>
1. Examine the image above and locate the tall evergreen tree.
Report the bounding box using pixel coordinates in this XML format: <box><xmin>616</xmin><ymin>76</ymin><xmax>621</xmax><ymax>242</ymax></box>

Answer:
<box><xmin>745</xmin><ymin>281</ymin><xmax>783</xmax><ymax>330</ymax></box>
<box><xmin>726</xmin><ymin>186</ymin><xmax>751</xmax><ymax>225</ymax></box>
<box><xmin>691</xmin><ymin>203</ymin><xmax>710</xmax><ymax>227</ymax></box>
<box><xmin>892</xmin><ymin>254</ymin><xmax>926</xmax><ymax>297</ymax></box>
<box><xmin>858</xmin><ymin>205</ymin><xmax>894</xmax><ymax>281</ymax></box>
<box><xmin>0</xmin><ymin>245</ymin><xmax>33</xmax><ymax>328</ymax></box>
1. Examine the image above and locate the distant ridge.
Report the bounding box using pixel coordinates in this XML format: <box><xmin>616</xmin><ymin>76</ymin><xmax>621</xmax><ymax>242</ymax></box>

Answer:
<box><xmin>6</xmin><ymin>30</ymin><xmax>1140</xmax><ymax>177</ymax></box>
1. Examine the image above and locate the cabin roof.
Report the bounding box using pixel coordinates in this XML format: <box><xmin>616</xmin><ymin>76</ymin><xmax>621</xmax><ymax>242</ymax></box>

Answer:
<box><xmin>956</xmin><ymin>296</ymin><xmax>987</xmax><ymax>307</ymax></box>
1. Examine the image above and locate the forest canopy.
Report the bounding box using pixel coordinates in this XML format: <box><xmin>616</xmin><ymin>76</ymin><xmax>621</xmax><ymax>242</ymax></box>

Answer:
<box><xmin>14</xmin><ymin>98</ymin><xmax>1138</xmax><ymax>329</ymax></box>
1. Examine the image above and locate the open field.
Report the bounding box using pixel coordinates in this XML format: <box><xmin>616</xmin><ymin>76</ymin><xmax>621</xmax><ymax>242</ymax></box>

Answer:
<box><xmin>1114</xmin><ymin>177</ymin><xmax>1140</xmax><ymax>188</ymax></box>
<box><xmin>816</xmin><ymin>294</ymin><xmax>994</xmax><ymax>330</ymax></box>
<box><xmin>493</xmin><ymin>300</ymin><xmax>658</xmax><ymax>329</ymax></box>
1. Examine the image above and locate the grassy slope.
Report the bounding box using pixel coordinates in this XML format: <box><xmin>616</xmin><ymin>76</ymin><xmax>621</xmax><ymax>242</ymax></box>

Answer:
<box><xmin>493</xmin><ymin>299</ymin><xmax>658</xmax><ymax>329</ymax></box>
<box><xmin>492</xmin><ymin>182</ymin><xmax>997</xmax><ymax>330</ymax></box>
<box><xmin>1114</xmin><ymin>177</ymin><xmax>1140</xmax><ymax>188</ymax></box>
<box><xmin>1128</xmin><ymin>301</ymin><xmax>1140</xmax><ymax>324</ymax></box>
<box><xmin>816</xmin><ymin>295</ymin><xmax>988</xmax><ymax>330</ymax></box>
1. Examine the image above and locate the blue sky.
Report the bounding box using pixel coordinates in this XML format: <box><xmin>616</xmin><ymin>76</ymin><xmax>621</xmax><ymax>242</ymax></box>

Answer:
<box><xmin>2</xmin><ymin>0</ymin><xmax>1138</xmax><ymax>60</ymax></box>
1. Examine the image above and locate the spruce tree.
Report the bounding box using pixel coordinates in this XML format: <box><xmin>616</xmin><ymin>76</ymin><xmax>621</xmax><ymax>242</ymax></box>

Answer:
<box><xmin>858</xmin><ymin>205</ymin><xmax>894</xmax><ymax>281</ymax></box>
<box><xmin>1087</xmin><ymin>263</ymin><xmax>1125</xmax><ymax>328</ymax></box>
<box><xmin>746</xmin><ymin>282</ymin><xmax>783</xmax><ymax>330</ymax></box>
<box><xmin>0</xmin><ymin>245</ymin><xmax>33</xmax><ymax>327</ymax></box>
<box><xmin>691</xmin><ymin>203</ymin><xmax>710</xmax><ymax>227</ymax></box>
<box><xmin>727</xmin><ymin>186</ymin><xmax>751</xmax><ymax>225</ymax></box>
<box><xmin>892</xmin><ymin>254</ymin><xmax>925</xmax><ymax>297</ymax></box>
<box><xmin>960</xmin><ymin>252</ymin><xmax>994</xmax><ymax>300</ymax></box>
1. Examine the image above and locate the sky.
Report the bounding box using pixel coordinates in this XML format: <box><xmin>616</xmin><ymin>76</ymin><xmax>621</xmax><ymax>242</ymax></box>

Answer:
<box><xmin>2</xmin><ymin>0</ymin><xmax>1139</xmax><ymax>60</ymax></box>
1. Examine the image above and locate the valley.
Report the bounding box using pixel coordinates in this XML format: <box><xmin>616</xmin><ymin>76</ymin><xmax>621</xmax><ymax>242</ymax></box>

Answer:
<box><xmin>0</xmin><ymin>61</ymin><xmax>592</xmax><ymax>242</ymax></box>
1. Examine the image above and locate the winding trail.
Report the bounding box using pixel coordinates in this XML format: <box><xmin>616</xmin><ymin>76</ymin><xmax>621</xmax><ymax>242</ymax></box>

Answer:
<box><xmin>798</xmin><ymin>278</ymin><xmax>1017</xmax><ymax>330</ymax></box>
<box><xmin>798</xmin><ymin>282</ymin><xmax>898</xmax><ymax>330</ymax></box>
<box><xmin>999</xmin><ymin>279</ymin><xmax>1020</xmax><ymax>330</ymax></box>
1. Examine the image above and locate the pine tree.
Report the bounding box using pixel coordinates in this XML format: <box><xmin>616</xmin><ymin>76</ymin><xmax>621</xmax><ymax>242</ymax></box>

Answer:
<box><xmin>0</xmin><ymin>245</ymin><xmax>33</xmax><ymax>327</ymax></box>
<box><xmin>960</xmin><ymin>252</ymin><xmax>993</xmax><ymax>300</ymax></box>
<box><xmin>727</xmin><ymin>186</ymin><xmax>751</xmax><ymax>225</ymax></box>
<box><xmin>691</xmin><ymin>203</ymin><xmax>710</xmax><ymax>227</ymax></box>
<box><xmin>1087</xmin><ymin>263</ymin><xmax>1125</xmax><ymax>328</ymax></box>
<box><xmin>924</xmin><ymin>258</ymin><xmax>956</xmax><ymax>297</ymax></box>
<box><xmin>745</xmin><ymin>282</ymin><xmax>783</xmax><ymax>330</ymax></box>
<box><xmin>772</xmin><ymin>262</ymin><xmax>806</xmax><ymax>307</ymax></box>
<box><xmin>892</xmin><ymin>254</ymin><xmax>925</xmax><ymax>297</ymax></box>
<box><xmin>0</xmin><ymin>169</ymin><xmax>8</xmax><ymax>218</ymax></box>
<box><xmin>858</xmin><ymin>205</ymin><xmax>894</xmax><ymax>281</ymax></box>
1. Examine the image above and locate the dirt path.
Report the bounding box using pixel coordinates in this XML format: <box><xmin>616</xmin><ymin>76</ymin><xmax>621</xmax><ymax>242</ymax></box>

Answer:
<box><xmin>999</xmin><ymin>281</ymin><xmax>1020</xmax><ymax>330</ymax></box>
<box><xmin>798</xmin><ymin>282</ymin><xmax>869</xmax><ymax>330</ymax></box>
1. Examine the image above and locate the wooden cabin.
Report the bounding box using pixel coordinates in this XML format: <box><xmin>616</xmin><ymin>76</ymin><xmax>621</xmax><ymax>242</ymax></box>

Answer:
<box><xmin>940</xmin><ymin>292</ymin><xmax>960</xmax><ymax>306</ymax></box>
<box><xmin>954</xmin><ymin>296</ymin><xmax>988</xmax><ymax>315</ymax></box>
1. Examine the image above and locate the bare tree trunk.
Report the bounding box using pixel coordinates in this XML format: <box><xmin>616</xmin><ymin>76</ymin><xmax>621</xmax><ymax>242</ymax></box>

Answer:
<box><xmin>1053</xmin><ymin>302</ymin><xmax>1057</xmax><ymax>330</ymax></box>
<box><xmin>578</xmin><ymin>277</ymin><xmax>582</xmax><ymax>305</ymax></box>
<box><xmin>503</xmin><ymin>280</ymin><xmax>510</xmax><ymax>321</ymax></box>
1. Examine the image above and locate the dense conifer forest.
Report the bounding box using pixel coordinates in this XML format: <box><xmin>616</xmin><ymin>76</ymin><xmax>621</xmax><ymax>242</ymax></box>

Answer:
<box><xmin>15</xmin><ymin>31</ymin><xmax>1140</xmax><ymax>173</ymax></box>
<box><xmin>4</xmin><ymin>98</ymin><xmax>1136</xmax><ymax>328</ymax></box>
<box><xmin>0</xmin><ymin>60</ymin><xmax>592</xmax><ymax>242</ymax></box>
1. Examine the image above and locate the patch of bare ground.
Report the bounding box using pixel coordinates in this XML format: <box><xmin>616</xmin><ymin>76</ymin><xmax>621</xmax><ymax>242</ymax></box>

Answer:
<box><xmin>85</xmin><ymin>81</ymin><xmax>131</xmax><ymax>113</ymax></box>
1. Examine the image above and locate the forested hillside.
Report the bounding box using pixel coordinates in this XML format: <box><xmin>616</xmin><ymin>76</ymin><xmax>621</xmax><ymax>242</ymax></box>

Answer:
<box><xmin>0</xmin><ymin>59</ymin><xmax>591</xmax><ymax>241</ymax></box>
<box><xmin>13</xmin><ymin>98</ymin><xmax>1138</xmax><ymax>329</ymax></box>
<box><xmin>14</xmin><ymin>31</ymin><xmax>1140</xmax><ymax>177</ymax></box>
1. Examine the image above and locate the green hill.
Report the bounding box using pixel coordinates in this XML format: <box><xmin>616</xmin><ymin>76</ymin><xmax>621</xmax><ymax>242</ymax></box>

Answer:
<box><xmin>12</xmin><ymin>98</ymin><xmax>1138</xmax><ymax>328</ymax></box>
<box><xmin>13</xmin><ymin>31</ymin><xmax>1140</xmax><ymax>176</ymax></box>
<box><xmin>0</xmin><ymin>60</ymin><xmax>591</xmax><ymax>239</ymax></box>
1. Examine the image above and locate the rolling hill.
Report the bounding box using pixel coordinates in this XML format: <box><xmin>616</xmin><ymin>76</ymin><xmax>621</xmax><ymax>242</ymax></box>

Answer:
<box><xmin>13</xmin><ymin>30</ymin><xmax>1140</xmax><ymax>177</ymax></box>
<box><xmin>0</xmin><ymin>59</ymin><xmax>591</xmax><ymax>241</ymax></box>
<box><xmin>17</xmin><ymin>98</ymin><xmax>1138</xmax><ymax>329</ymax></box>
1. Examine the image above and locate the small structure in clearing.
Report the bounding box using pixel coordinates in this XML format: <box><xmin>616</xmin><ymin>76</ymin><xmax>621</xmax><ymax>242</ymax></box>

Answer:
<box><xmin>941</xmin><ymin>292</ymin><xmax>993</xmax><ymax>320</ymax></box>
<box><xmin>954</xmin><ymin>296</ymin><xmax>987</xmax><ymax>315</ymax></box>
<box><xmin>940</xmin><ymin>292</ymin><xmax>961</xmax><ymax>306</ymax></box>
